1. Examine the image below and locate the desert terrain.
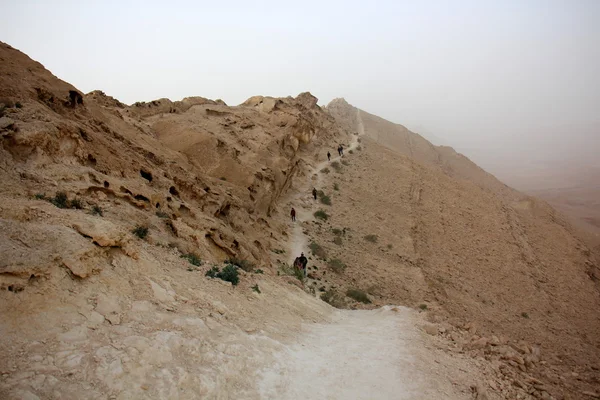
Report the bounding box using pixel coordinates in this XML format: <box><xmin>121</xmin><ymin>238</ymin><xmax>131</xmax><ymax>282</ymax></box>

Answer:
<box><xmin>1</xmin><ymin>41</ymin><xmax>599</xmax><ymax>399</ymax></box>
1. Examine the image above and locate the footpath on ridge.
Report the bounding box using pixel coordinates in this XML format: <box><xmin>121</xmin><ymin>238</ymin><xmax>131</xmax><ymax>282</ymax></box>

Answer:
<box><xmin>257</xmin><ymin>111</ymin><xmax>488</xmax><ymax>400</ymax></box>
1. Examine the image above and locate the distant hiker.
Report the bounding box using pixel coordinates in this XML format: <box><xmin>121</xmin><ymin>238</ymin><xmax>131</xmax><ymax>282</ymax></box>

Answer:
<box><xmin>294</xmin><ymin>253</ymin><xmax>308</xmax><ymax>276</ymax></box>
<box><xmin>340</xmin><ymin>145</ymin><xmax>344</xmax><ymax>156</ymax></box>
<box><xmin>327</xmin><ymin>151</ymin><xmax>331</xmax><ymax>161</ymax></box>
<box><xmin>298</xmin><ymin>252</ymin><xmax>308</xmax><ymax>277</ymax></box>
<box><xmin>312</xmin><ymin>188</ymin><xmax>318</xmax><ymax>200</ymax></box>
<box><xmin>291</xmin><ymin>207</ymin><xmax>296</xmax><ymax>222</ymax></box>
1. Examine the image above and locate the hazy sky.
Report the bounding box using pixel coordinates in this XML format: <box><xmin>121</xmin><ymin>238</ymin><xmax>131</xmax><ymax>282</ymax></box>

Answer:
<box><xmin>2</xmin><ymin>0</ymin><xmax>599</xmax><ymax>180</ymax></box>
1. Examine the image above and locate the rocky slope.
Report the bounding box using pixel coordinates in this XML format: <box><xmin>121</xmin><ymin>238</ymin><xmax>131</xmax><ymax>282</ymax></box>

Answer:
<box><xmin>1</xmin><ymin>41</ymin><xmax>599</xmax><ymax>400</ymax></box>
<box><xmin>305</xmin><ymin>101</ymin><xmax>599</xmax><ymax>398</ymax></box>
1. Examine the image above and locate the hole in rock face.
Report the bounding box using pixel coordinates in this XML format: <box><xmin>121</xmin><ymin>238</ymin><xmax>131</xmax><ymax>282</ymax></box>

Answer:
<box><xmin>140</xmin><ymin>170</ymin><xmax>153</xmax><ymax>182</ymax></box>
<box><xmin>87</xmin><ymin>154</ymin><xmax>97</xmax><ymax>165</ymax></box>
<box><xmin>134</xmin><ymin>194</ymin><xmax>150</xmax><ymax>202</ymax></box>
<box><xmin>167</xmin><ymin>197</ymin><xmax>172</xmax><ymax>202</ymax></box>
<box><xmin>103</xmin><ymin>181</ymin><xmax>110</xmax><ymax>188</ymax></box>
<box><xmin>156</xmin><ymin>203</ymin><xmax>160</xmax><ymax>208</ymax></box>
<box><xmin>169</xmin><ymin>186</ymin><xmax>179</xmax><ymax>196</ymax></box>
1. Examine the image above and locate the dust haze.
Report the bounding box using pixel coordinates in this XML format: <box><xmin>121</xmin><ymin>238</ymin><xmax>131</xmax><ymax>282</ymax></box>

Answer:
<box><xmin>2</xmin><ymin>2</ymin><xmax>598</xmax><ymax>198</ymax></box>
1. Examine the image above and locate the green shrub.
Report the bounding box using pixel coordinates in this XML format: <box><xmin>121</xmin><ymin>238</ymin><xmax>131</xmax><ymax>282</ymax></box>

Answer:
<box><xmin>156</xmin><ymin>211</ymin><xmax>170</xmax><ymax>219</ymax></box>
<box><xmin>356</xmin><ymin>146</ymin><xmax>362</xmax><ymax>151</ymax></box>
<box><xmin>332</xmin><ymin>228</ymin><xmax>342</xmax><ymax>236</ymax></box>
<box><xmin>348</xmin><ymin>149</ymin><xmax>354</xmax><ymax>154</ymax></box>
<box><xmin>217</xmin><ymin>264</ymin><xmax>240</xmax><ymax>285</ymax></box>
<box><xmin>331</xmin><ymin>161</ymin><xmax>342</xmax><ymax>172</ymax></box>
<box><xmin>205</xmin><ymin>266</ymin><xmax>220</xmax><ymax>278</ymax></box>
<box><xmin>320</xmin><ymin>289</ymin><xmax>346</xmax><ymax>308</ymax></box>
<box><xmin>34</xmin><ymin>193</ymin><xmax>46</xmax><ymax>200</ymax></box>
<box><xmin>271</xmin><ymin>248</ymin><xmax>285</xmax><ymax>254</ymax></box>
<box><xmin>70</xmin><ymin>198</ymin><xmax>83</xmax><ymax>210</ymax></box>
<box><xmin>521</xmin><ymin>312</ymin><xmax>529</xmax><ymax>319</ymax></box>
<box><xmin>419</xmin><ymin>304</ymin><xmax>428</xmax><ymax>311</ymax></box>
<box><xmin>320</xmin><ymin>167</ymin><xmax>330</xmax><ymax>174</ymax></box>
<box><xmin>364</xmin><ymin>234</ymin><xmax>378</xmax><ymax>243</ymax></box>
<box><xmin>15</xmin><ymin>102</ymin><xmax>22</xmax><ymax>109</ymax></box>
<box><xmin>387</xmin><ymin>244</ymin><xmax>393</xmax><ymax>249</ymax></box>
<box><xmin>333</xmin><ymin>183</ymin><xmax>339</xmax><ymax>191</ymax></box>
<box><xmin>132</xmin><ymin>225</ymin><xmax>149</xmax><ymax>239</ymax></box>
<box><xmin>320</xmin><ymin>195</ymin><xmax>332</xmax><ymax>206</ymax></box>
<box><xmin>51</xmin><ymin>192</ymin><xmax>69</xmax><ymax>209</ymax></box>
<box><xmin>226</xmin><ymin>257</ymin><xmax>255</xmax><ymax>272</ymax></box>
<box><xmin>328</xmin><ymin>258</ymin><xmax>346</xmax><ymax>273</ymax></box>
<box><xmin>309</xmin><ymin>242</ymin><xmax>327</xmax><ymax>259</ymax></box>
<box><xmin>252</xmin><ymin>284</ymin><xmax>261</xmax><ymax>294</ymax></box>
<box><xmin>92</xmin><ymin>205</ymin><xmax>103</xmax><ymax>216</ymax></box>
<box><xmin>278</xmin><ymin>263</ymin><xmax>304</xmax><ymax>282</ymax></box>
<box><xmin>346</xmin><ymin>288</ymin><xmax>371</xmax><ymax>304</ymax></box>
<box><xmin>181</xmin><ymin>253</ymin><xmax>202</xmax><ymax>266</ymax></box>
<box><xmin>333</xmin><ymin>237</ymin><xmax>342</xmax><ymax>246</ymax></box>
<box><xmin>314</xmin><ymin>210</ymin><xmax>329</xmax><ymax>220</ymax></box>
<box><xmin>254</xmin><ymin>269</ymin><xmax>264</xmax><ymax>274</ymax></box>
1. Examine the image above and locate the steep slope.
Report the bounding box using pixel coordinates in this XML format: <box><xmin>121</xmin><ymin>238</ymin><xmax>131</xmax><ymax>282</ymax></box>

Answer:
<box><xmin>309</xmin><ymin>101</ymin><xmax>600</xmax><ymax>398</ymax></box>
<box><xmin>328</xmin><ymin>98</ymin><xmax>517</xmax><ymax>199</ymax></box>
<box><xmin>0</xmin><ymin>42</ymin><xmax>357</xmax><ymax>398</ymax></box>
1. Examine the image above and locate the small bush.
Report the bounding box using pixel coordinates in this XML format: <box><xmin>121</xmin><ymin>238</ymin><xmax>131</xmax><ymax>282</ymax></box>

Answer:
<box><xmin>34</xmin><ymin>193</ymin><xmax>46</xmax><ymax>200</ymax></box>
<box><xmin>333</xmin><ymin>237</ymin><xmax>342</xmax><ymax>246</ymax></box>
<box><xmin>271</xmin><ymin>248</ymin><xmax>285</xmax><ymax>254</ymax></box>
<box><xmin>320</xmin><ymin>289</ymin><xmax>346</xmax><ymax>308</ymax></box>
<box><xmin>331</xmin><ymin>161</ymin><xmax>342</xmax><ymax>172</ymax></box>
<box><xmin>320</xmin><ymin>167</ymin><xmax>330</xmax><ymax>174</ymax></box>
<box><xmin>333</xmin><ymin>183</ymin><xmax>339</xmax><ymax>191</ymax></box>
<box><xmin>254</xmin><ymin>269</ymin><xmax>264</xmax><ymax>274</ymax></box>
<box><xmin>220</xmin><ymin>177</ymin><xmax>227</xmax><ymax>181</ymax></box>
<box><xmin>51</xmin><ymin>192</ymin><xmax>69</xmax><ymax>209</ymax></box>
<box><xmin>320</xmin><ymin>195</ymin><xmax>332</xmax><ymax>206</ymax></box>
<box><xmin>181</xmin><ymin>253</ymin><xmax>202</xmax><ymax>266</ymax></box>
<box><xmin>132</xmin><ymin>225</ymin><xmax>149</xmax><ymax>239</ymax></box>
<box><xmin>387</xmin><ymin>244</ymin><xmax>393</xmax><ymax>249</ymax></box>
<box><xmin>364</xmin><ymin>234</ymin><xmax>378</xmax><ymax>243</ymax></box>
<box><xmin>521</xmin><ymin>312</ymin><xmax>529</xmax><ymax>319</ymax></box>
<box><xmin>356</xmin><ymin>146</ymin><xmax>362</xmax><ymax>151</ymax></box>
<box><xmin>341</xmin><ymin>160</ymin><xmax>349</xmax><ymax>166</ymax></box>
<box><xmin>226</xmin><ymin>257</ymin><xmax>255</xmax><ymax>272</ymax></box>
<box><xmin>205</xmin><ymin>266</ymin><xmax>220</xmax><ymax>278</ymax></box>
<box><xmin>217</xmin><ymin>264</ymin><xmax>240</xmax><ymax>285</ymax></box>
<box><xmin>348</xmin><ymin>149</ymin><xmax>354</xmax><ymax>154</ymax></box>
<box><xmin>328</xmin><ymin>258</ymin><xmax>346</xmax><ymax>273</ymax></box>
<box><xmin>346</xmin><ymin>288</ymin><xmax>371</xmax><ymax>304</ymax></box>
<box><xmin>332</xmin><ymin>228</ymin><xmax>342</xmax><ymax>236</ymax></box>
<box><xmin>70</xmin><ymin>198</ymin><xmax>83</xmax><ymax>210</ymax></box>
<box><xmin>314</xmin><ymin>210</ymin><xmax>329</xmax><ymax>220</ymax></box>
<box><xmin>91</xmin><ymin>205</ymin><xmax>103</xmax><ymax>216</ymax></box>
<box><xmin>419</xmin><ymin>304</ymin><xmax>428</xmax><ymax>311</ymax></box>
<box><xmin>309</xmin><ymin>242</ymin><xmax>327</xmax><ymax>259</ymax></box>
<box><xmin>15</xmin><ymin>102</ymin><xmax>23</xmax><ymax>109</ymax></box>
<box><xmin>279</xmin><ymin>263</ymin><xmax>304</xmax><ymax>282</ymax></box>
<box><xmin>252</xmin><ymin>284</ymin><xmax>261</xmax><ymax>294</ymax></box>
<box><xmin>156</xmin><ymin>211</ymin><xmax>170</xmax><ymax>219</ymax></box>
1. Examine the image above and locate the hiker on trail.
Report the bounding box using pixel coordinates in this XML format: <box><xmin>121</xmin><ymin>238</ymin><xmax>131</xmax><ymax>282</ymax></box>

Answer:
<box><xmin>291</xmin><ymin>207</ymin><xmax>296</xmax><ymax>222</ymax></box>
<box><xmin>312</xmin><ymin>187</ymin><xmax>318</xmax><ymax>200</ymax></box>
<box><xmin>340</xmin><ymin>145</ymin><xmax>344</xmax><ymax>156</ymax></box>
<box><xmin>327</xmin><ymin>151</ymin><xmax>331</xmax><ymax>161</ymax></box>
<box><xmin>298</xmin><ymin>252</ymin><xmax>308</xmax><ymax>277</ymax></box>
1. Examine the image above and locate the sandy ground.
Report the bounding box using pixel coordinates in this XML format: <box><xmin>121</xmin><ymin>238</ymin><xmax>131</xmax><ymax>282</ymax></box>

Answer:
<box><xmin>258</xmin><ymin>306</ymin><xmax>472</xmax><ymax>400</ymax></box>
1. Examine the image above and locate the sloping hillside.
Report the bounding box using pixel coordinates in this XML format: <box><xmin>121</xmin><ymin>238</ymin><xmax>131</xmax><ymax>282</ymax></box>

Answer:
<box><xmin>318</xmin><ymin>101</ymin><xmax>600</xmax><ymax>398</ymax></box>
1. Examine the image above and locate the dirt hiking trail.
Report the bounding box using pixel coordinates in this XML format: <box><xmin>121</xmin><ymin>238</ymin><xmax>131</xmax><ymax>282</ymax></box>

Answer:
<box><xmin>258</xmin><ymin>306</ymin><xmax>473</xmax><ymax>399</ymax></box>
<box><xmin>267</xmin><ymin>111</ymin><xmax>487</xmax><ymax>400</ymax></box>
<box><xmin>286</xmin><ymin>111</ymin><xmax>362</xmax><ymax>265</ymax></box>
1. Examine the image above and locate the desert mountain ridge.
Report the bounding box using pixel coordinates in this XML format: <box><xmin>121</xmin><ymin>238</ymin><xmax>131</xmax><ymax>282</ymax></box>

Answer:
<box><xmin>1</xmin><ymin>41</ymin><xmax>599</xmax><ymax>399</ymax></box>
